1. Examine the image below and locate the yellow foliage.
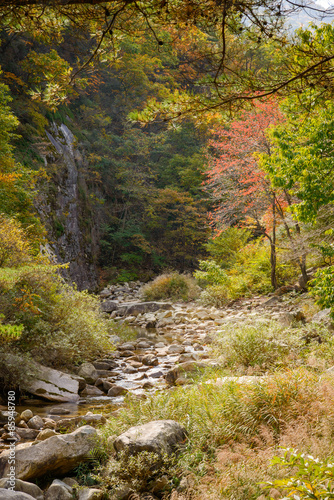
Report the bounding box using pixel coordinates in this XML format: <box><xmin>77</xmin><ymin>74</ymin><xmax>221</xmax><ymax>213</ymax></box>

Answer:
<box><xmin>0</xmin><ymin>214</ymin><xmax>32</xmax><ymax>268</ymax></box>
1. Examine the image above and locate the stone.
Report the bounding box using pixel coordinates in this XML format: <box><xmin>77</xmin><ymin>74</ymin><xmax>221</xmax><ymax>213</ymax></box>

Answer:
<box><xmin>78</xmin><ymin>488</ymin><xmax>103</xmax><ymax>500</ymax></box>
<box><xmin>0</xmin><ymin>411</ymin><xmax>19</xmax><ymax>426</ymax></box>
<box><xmin>0</xmin><ymin>479</ymin><xmax>43</xmax><ymax>500</ymax></box>
<box><xmin>20</xmin><ymin>410</ymin><xmax>33</xmax><ymax>422</ymax></box>
<box><xmin>142</xmin><ymin>381</ymin><xmax>155</xmax><ymax>389</ymax></box>
<box><xmin>149</xmin><ymin>370</ymin><xmax>164</xmax><ymax>378</ymax></box>
<box><xmin>36</xmin><ymin>429</ymin><xmax>57</xmax><ymax>441</ymax></box>
<box><xmin>142</xmin><ymin>354</ymin><xmax>159</xmax><ymax>366</ymax></box>
<box><xmin>0</xmin><ymin>490</ymin><xmax>35</xmax><ymax>499</ymax></box>
<box><xmin>107</xmin><ymin>385</ymin><xmax>128</xmax><ymax>397</ymax></box>
<box><xmin>42</xmin><ymin>418</ymin><xmax>57</xmax><ymax>430</ymax></box>
<box><xmin>15</xmin><ymin>428</ymin><xmax>39</xmax><ymax>440</ymax></box>
<box><xmin>312</xmin><ymin>308</ymin><xmax>333</xmax><ymax>327</ymax></box>
<box><xmin>92</xmin><ymin>361</ymin><xmax>111</xmax><ymax>370</ymax></box>
<box><xmin>262</xmin><ymin>296</ymin><xmax>282</xmax><ymax>307</ymax></box>
<box><xmin>80</xmin><ymin>385</ymin><xmax>104</xmax><ymax>397</ymax></box>
<box><xmin>62</xmin><ymin>478</ymin><xmax>79</xmax><ymax>487</ymax></box>
<box><xmin>49</xmin><ymin>408</ymin><xmax>71</xmax><ymax>416</ymax></box>
<box><xmin>165</xmin><ymin>362</ymin><xmax>206</xmax><ymax>385</ymax></box>
<box><xmin>0</xmin><ymin>425</ymin><xmax>98</xmax><ymax>480</ymax></box>
<box><xmin>119</xmin><ymin>350</ymin><xmax>135</xmax><ymax>358</ymax></box>
<box><xmin>101</xmin><ymin>300</ymin><xmax>118</xmax><ymax>313</ymax></box>
<box><xmin>80</xmin><ymin>412</ymin><xmax>106</xmax><ymax>425</ymax></box>
<box><xmin>118</xmin><ymin>343</ymin><xmax>136</xmax><ymax>351</ymax></box>
<box><xmin>0</xmin><ymin>354</ymin><xmax>80</xmax><ymax>402</ymax></box>
<box><xmin>123</xmin><ymin>366</ymin><xmax>137</xmax><ymax>374</ymax></box>
<box><xmin>27</xmin><ymin>416</ymin><xmax>44</xmax><ymax>430</ymax></box>
<box><xmin>45</xmin><ymin>479</ymin><xmax>72</xmax><ymax>500</ymax></box>
<box><xmin>77</xmin><ymin>363</ymin><xmax>99</xmax><ymax>384</ymax></box>
<box><xmin>116</xmin><ymin>301</ymin><xmax>172</xmax><ymax>317</ymax></box>
<box><xmin>114</xmin><ymin>420</ymin><xmax>187</xmax><ymax>456</ymax></box>
<box><xmin>167</xmin><ymin>345</ymin><xmax>185</xmax><ymax>354</ymax></box>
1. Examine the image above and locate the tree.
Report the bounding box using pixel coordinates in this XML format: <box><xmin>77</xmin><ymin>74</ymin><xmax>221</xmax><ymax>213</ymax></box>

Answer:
<box><xmin>1</xmin><ymin>0</ymin><xmax>334</xmax><ymax>116</ymax></box>
<box><xmin>205</xmin><ymin>98</ymin><xmax>309</xmax><ymax>288</ymax></box>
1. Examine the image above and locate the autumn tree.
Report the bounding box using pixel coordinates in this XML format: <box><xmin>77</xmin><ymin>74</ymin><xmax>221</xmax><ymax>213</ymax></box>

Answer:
<box><xmin>205</xmin><ymin>99</ymin><xmax>308</xmax><ymax>288</ymax></box>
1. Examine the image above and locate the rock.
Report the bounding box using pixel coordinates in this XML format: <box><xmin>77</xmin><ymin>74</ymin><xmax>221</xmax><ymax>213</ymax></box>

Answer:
<box><xmin>20</xmin><ymin>410</ymin><xmax>33</xmax><ymax>422</ymax></box>
<box><xmin>119</xmin><ymin>350</ymin><xmax>135</xmax><ymax>358</ymax></box>
<box><xmin>0</xmin><ymin>425</ymin><xmax>98</xmax><ymax>480</ymax></box>
<box><xmin>165</xmin><ymin>362</ymin><xmax>206</xmax><ymax>385</ymax></box>
<box><xmin>45</xmin><ymin>479</ymin><xmax>72</xmax><ymax>500</ymax></box>
<box><xmin>0</xmin><ymin>490</ymin><xmax>36</xmax><ymax>499</ymax></box>
<box><xmin>151</xmin><ymin>475</ymin><xmax>169</xmax><ymax>493</ymax></box>
<box><xmin>116</xmin><ymin>302</ymin><xmax>172</xmax><ymax>317</ymax></box>
<box><xmin>123</xmin><ymin>366</ymin><xmax>137</xmax><ymax>374</ymax></box>
<box><xmin>0</xmin><ymin>479</ymin><xmax>43</xmax><ymax>500</ymax></box>
<box><xmin>312</xmin><ymin>308</ymin><xmax>333</xmax><ymax>328</ymax></box>
<box><xmin>279</xmin><ymin>310</ymin><xmax>306</xmax><ymax>326</ymax></box>
<box><xmin>92</xmin><ymin>361</ymin><xmax>111</xmax><ymax>370</ymax></box>
<box><xmin>0</xmin><ymin>411</ymin><xmax>19</xmax><ymax>426</ymax></box>
<box><xmin>114</xmin><ymin>420</ymin><xmax>187</xmax><ymax>456</ymax></box>
<box><xmin>149</xmin><ymin>370</ymin><xmax>164</xmax><ymax>378</ymax></box>
<box><xmin>107</xmin><ymin>385</ymin><xmax>128</xmax><ymax>397</ymax></box>
<box><xmin>0</xmin><ymin>354</ymin><xmax>80</xmax><ymax>402</ymax></box>
<box><xmin>167</xmin><ymin>345</ymin><xmax>185</xmax><ymax>354</ymax></box>
<box><xmin>80</xmin><ymin>412</ymin><xmax>106</xmax><ymax>425</ymax></box>
<box><xmin>78</xmin><ymin>488</ymin><xmax>103</xmax><ymax>500</ymax></box>
<box><xmin>142</xmin><ymin>354</ymin><xmax>159</xmax><ymax>366</ymax></box>
<box><xmin>80</xmin><ymin>385</ymin><xmax>104</xmax><ymax>397</ymax></box>
<box><xmin>142</xmin><ymin>381</ymin><xmax>155</xmax><ymax>389</ymax></box>
<box><xmin>62</xmin><ymin>477</ymin><xmax>79</xmax><ymax>487</ymax></box>
<box><xmin>15</xmin><ymin>428</ymin><xmax>39</xmax><ymax>440</ymax></box>
<box><xmin>27</xmin><ymin>416</ymin><xmax>44</xmax><ymax>430</ymax></box>
<box><xmin>178</xmin><ymin>353</ymin><xmax>198</xmax><ymax>363</ymax></box>
<box><xmin>36</xmin><ymin>429</ymin><xmax>57</xmax><ymax>441</ymax></box>
<box><xmin>77</xmin><ymin>363</ymin><xmax>99</xmax><ymax>384</ymax></box>
<box><xmin>262</xmin><ymin>296</ymin><xmax>282</xmax><ymax>307</ymax></box>
<box><xmin>70</xmin><ymin>374</ymin><xmax>87</xmax><ymax>392</ymax></box>
<box><xmin>101</xmin><ymin>300</ymin><xmax>118</xmax><ymax>313</ymax></box>
<box><xmin>42</xmin><ymin>418</ymin><xmax>57</xmax><ymax>430</ymax></box>
<box><xmin>49</xmin><ymin>408</ymin><xmax>71</xmax><ymax>416</ymax></box>
<box><xmin>118</xmin><ymin>343</ymin><xmax>136</xmax><ymax>351</ymax></box>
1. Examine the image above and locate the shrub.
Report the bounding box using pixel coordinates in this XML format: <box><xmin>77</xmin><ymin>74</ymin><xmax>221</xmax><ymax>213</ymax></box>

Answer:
<box><xmin>0</xmin><ymin>264</ymin><xmax>114</xmax><ymax>368</ymax></box>
<box><xmin>310</xmin><ymin>265</ymin><xmax>334</xmax><ymax>319</ymax></box>
<box><xmin>205</xmin><ymin>227</ymin><xmax>252</xmax><ymax>269</ymax></box>
<box><xmin>141</xmin><ymin>272</ymin><xmax>200</xmax><ymax>301</ymax></box>
<box><xmin>265</xmin><ymin>449</ymin><xmax>334</xmax><ymax>499</ymax></box>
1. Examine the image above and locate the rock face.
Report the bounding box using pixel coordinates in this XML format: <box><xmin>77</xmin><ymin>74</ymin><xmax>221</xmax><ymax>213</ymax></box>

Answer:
<box><xmin>114</xmin><ymin>420</ymin><xmax>187</xmax><ymax>456</ymax></box>
<box><xmin>0</xmin><ymin>425</ymin><xmax>98</xmax><ymax>480</ymax></box>
<box><xmin>38</xmin><ymin>123</ymin><xmax>99</xmax><ymax>291</ymax></box>
<box><xmin>0</xmin><ymin>354</ymin><xmax>79</xmax><ymax>402</ymax></box>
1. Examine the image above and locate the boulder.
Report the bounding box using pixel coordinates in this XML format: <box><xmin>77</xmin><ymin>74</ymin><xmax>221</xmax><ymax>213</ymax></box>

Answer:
<box><xmin>0</xmin><ymin>354</ymin><xmax>79</xmax><ymax>402</ymax></box>
<box><xmin>113</xmin><ymin>420</ymin><xmax>187</xmax><ymax>456</ymax></box>
<box><xmin>0</xmin><ymin>479</ymin><xmax>43</xmax><ymax>500</ymax></box>
<box><xmin>116</xmin><ymin>302</ymin><xmax>172</xmax><ymax>317</ymax></box>
<box><xmin>45</xmin><ymin>479</ymin><xmax>72</xmax><ymax>500</ymax></box>
<box><xmin>36</xmin><ymin>429</ymin><xmax>57</xmax><ymax>441</ymax></box>
<box><xmin>80</xmin><ymin>385</ymin><xmax>104</xmax><ymax>397</ymax></box>
<box><xmin>27</xmin><ymin>416</ymin><xmax>44</xmax><ymax>430</ymax></box>
<box><xmin>15</xmin><ymin>428</ymin><xmax>39</xmax><ymax>440</ymax></box>
<box><xmin>101</xmin><ymin>300</ymin><xmax>118</xmax><ymax>313</ymax></box>
<box><xmin>20</xmin><ymin>410</ymin><xmax>33</xmax><ymax>423</ymax></box>
<box><xmin>0</xmin><ymin>425</ymin><xmax>98</xmax><ymax>480</ymax></box>
<box><xmin>77</xmin><ymin>363</ymin><xmax>99</xmax><ymax>384</ymax></box>
<box><xmin>165</xmin><ymin>362</ymin><xmax>207</xmax><ymax>385</ymax></box>
<box><xmin>312</xmin><ymin>308</ymin><xmax>333</xmax><ymax>329</ymax></box>
<box><xmin>78</xmin><ymin>488</ymin><xmax>103</xmax><ymax>500</ymax></box>
<box><xmin>0</xmin><ymin>490</ymin><xmax>35</xmax><ymax>499</ymax></box>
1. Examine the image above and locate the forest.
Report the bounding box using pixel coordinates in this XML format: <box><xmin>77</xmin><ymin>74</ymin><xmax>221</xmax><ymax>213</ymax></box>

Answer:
<box><xmin>1</xmin><ymin>1</ymin><xmax>334</xmax><ymax>499</ymax></box>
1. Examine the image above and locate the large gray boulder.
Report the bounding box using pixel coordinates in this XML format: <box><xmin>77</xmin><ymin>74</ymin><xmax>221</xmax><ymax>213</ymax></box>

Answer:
<box><xmin>0</xmin><ymin>479</ymin><xmax>43</xmax><ymax>500</ymax></box>
<box><xmin>114</xmin><ymin>420</ymin><xmax>186</xmax><ymax>456</ymax></box>
<box><xmin>116</xmin><ymin>302</ymin><xmax>172</xmax><ymax>317</ymax></box>
<box><xmin>0</xmin><ymin>354</ymin><xmax>79</xmax><ymax>402</ymax></box>
<box><xmin>0</xmin><ymin>425</ymin><xmax>98</xmax><ymax>481</ymax></box>
<box><xmin>45</xmin><ymin>479</ymin><xmax>73</xmax><ymax>500</ymax></box>
<box><xmin>101</xmin><ymin>300</ymin><xmax>118</xmax><ymax>313</ymax></box>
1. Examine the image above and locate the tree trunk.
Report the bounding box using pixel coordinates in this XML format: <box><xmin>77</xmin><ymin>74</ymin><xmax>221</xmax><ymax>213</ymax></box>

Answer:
<box><xmin>270</xmin><ymin>196</ymin><xmax>278</xmax><ymax>289</ymax></box>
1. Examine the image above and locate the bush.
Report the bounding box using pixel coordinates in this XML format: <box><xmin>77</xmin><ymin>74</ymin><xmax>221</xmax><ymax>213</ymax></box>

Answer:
<box><xmin>141</xmin><ymin>272</ymin><xmax>200</xmax><ymax>301</ymax></box>
<box><xmin>205</xmin><ymin>227</ymin><xmax>252</xmax><ymax>269</ymax></box>
<box><xmin>0</xmin><ymin>264</ymin><xmax>114</xmax><ymax>368</ymax></box>
<box><xmin>310</xmin><ymin>265</ymin><xmax>334</xmax><ymax>319</ymax></box>
<box><xmin>265</xmin><ymin>449</ymin><xmax>334</xmax><ymax>499</ymax></box>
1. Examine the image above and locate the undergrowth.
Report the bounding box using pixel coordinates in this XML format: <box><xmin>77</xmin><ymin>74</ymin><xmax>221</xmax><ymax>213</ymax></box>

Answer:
<box><xmin>141</xmin><ymin>271</ymin><xmax>200</xmax><ymax>302</ymax></box>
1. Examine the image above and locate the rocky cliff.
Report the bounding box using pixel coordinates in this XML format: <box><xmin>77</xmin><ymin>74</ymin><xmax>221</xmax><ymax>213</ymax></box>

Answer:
<box><xmin>36</xmin><ymin>122</ymin><xmax>99</xmax><ymax>291</ymax></box>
